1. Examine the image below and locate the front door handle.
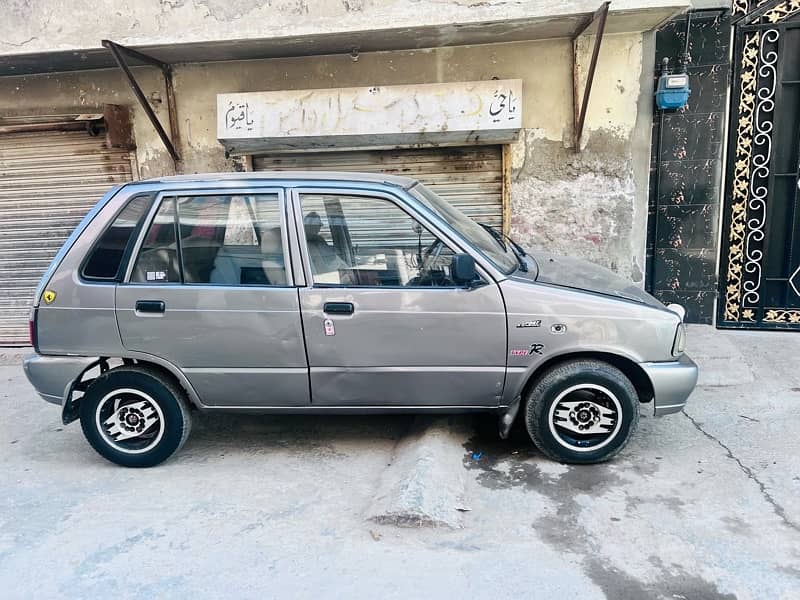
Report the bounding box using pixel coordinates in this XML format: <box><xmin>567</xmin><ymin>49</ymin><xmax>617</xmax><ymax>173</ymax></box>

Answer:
<box><xmin>135</xmin><ymin>300</ymin><xmax>166</xmax><ymax>314</ymax></box>
<box><xmin>324</xmin><ymin>302</ymin><xmax>354</xmax><ymax>315</ymax></box>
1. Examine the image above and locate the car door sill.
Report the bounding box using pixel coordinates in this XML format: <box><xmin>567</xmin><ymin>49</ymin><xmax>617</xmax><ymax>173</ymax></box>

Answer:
<box><xmin>197</xmin><ymin>405</ymin><xmax>504</xmax><ymax>414</ymax></box>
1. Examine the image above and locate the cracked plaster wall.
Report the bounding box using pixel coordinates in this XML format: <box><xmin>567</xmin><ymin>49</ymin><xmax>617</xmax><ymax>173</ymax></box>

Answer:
<box><xmin>508</xmin><ymin>32</ymin><xmax>653</xmax><ymax>283</ymax></box>
<box><xmin>0</xmin><ymin>33</ymin><xmax>653</xmax><ymax>284</ymax></box>
<box><xmin>1</xmin><ymin>0</ymin><xmax>682</xmax><ymax>54</ymax></box>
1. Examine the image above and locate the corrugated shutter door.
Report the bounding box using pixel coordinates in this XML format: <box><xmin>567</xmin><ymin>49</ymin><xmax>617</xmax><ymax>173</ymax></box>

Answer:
<box><xmin>0</xmin><ymin>130</ymin><xmax>134</xmax><ymax>345</ymax></box>
<box><xmin>253</xmin><ymin>146</ymin><xmax>503</xmax><ymax>228</ymax></box>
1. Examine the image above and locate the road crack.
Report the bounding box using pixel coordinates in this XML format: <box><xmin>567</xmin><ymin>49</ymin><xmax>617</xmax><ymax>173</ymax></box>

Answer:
<box><xmin>683</xmin><ymin>410</ymin><xmax>800</xmax><ymax>534</ymax></box>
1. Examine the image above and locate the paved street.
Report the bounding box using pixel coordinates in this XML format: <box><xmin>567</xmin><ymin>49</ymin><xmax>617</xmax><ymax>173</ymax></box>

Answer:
<box><xmin>1</xmin><ymin>326</ymin><xmax>799</xmax><ymax>599</ymax></box>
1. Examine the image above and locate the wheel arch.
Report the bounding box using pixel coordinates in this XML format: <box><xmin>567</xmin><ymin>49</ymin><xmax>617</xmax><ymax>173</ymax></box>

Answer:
<box><xmin>69</xmin><ymin>353</ymin><xmax>203</xmax><ymax>410</ymax></box>
<box><xmin>517</xmin><ymin>351</ymin><xmax>655</xmax><ymax>406</ymax></box>
<box><xmin>113</xmin><ymin>354</ymin><xmax>202</xmax><ymax>408</ymax></box>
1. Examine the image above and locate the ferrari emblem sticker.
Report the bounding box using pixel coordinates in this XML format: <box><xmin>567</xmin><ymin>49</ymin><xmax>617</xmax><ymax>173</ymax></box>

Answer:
<box><xmin>42</xmin><ymin>290</ymin><xmax>57</xmax><ymax>305</ymax></box>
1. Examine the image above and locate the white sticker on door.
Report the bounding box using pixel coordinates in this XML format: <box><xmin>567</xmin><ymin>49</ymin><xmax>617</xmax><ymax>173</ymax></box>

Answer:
<box><xmin>324</xmin><ymin>318</ymin><xmax>336</xmax><ymax>336</ymax></box>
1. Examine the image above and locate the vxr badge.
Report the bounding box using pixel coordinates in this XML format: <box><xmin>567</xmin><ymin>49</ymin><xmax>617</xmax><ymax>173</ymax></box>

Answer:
<box><xmin>509</xmin><ymin>343</ymin><xmax>546</xmax><ymax>357</ymax></box>
<box><xmin>516</xmin><ymin>320</ymin><xmax>541</xmax><ymax>328</ymax></box>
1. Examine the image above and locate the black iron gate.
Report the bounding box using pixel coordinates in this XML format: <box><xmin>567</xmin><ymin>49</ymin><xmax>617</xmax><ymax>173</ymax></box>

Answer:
<box><xmin>719</xmin><ymin>0</ymin><xmax>800</xmax><ymax>328</ymax></box>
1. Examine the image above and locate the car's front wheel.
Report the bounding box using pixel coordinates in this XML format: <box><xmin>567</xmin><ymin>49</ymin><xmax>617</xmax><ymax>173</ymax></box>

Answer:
<box><xmin>524</xmin><ymin>359</ymin><xmax>639</xmax><ymax>464</ymax></box>
<box><xmin>79</xmin><ymin>366</ymin><xmax>192</xmax><ymax>467</ymax></box>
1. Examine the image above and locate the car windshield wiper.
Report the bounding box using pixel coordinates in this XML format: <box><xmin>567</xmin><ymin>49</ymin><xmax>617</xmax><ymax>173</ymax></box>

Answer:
<box><xmin>480</xmin><ymin>223</ymin><xmax>528</xmax><ymax>272</ymax></box>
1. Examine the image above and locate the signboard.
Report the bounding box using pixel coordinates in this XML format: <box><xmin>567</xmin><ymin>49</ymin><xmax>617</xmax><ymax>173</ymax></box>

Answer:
<box><xmin>217</xmin><ymin>79</ymin><xmax>522</xmax><ymax>152</ymax></box>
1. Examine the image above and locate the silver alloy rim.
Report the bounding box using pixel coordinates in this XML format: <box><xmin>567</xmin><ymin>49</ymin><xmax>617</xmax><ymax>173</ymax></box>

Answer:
<box><xmin>547</xmin><ymin>384</ymin><xmax>622</xmax><ymax>453</ymax></box>
<box><xmin>95</xmin><ymin>389</ymin><xmax>165</xmax><ymax>455</ymax></box>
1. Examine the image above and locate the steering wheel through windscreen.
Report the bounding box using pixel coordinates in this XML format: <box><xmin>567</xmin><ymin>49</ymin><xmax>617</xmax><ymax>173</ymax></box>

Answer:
<box><xmin>421</xmin><ymin>238</ymin><xmax>444</xmax><ymax>271</ymax></box>
<box><xmin>413</xmin><ymin>238</ymin><xmax>454</xmax><ymax>286</ymax></box>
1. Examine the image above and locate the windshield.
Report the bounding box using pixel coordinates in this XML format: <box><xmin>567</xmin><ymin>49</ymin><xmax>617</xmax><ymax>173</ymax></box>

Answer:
<box><xmin>410</xmin><ymin>183</ymin><xmax>519</xmax><ymax>275</ymax></box>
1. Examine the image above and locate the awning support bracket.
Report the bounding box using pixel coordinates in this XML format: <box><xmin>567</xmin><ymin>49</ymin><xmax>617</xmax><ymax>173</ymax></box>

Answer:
<box><xmin>101</xmin><ymin>39</ymin><xmax>181</xmax><ymax>166</ymax></box>
<box><xmin>571</xmin><ymin>1</ymin><xmax>610</xmax><ymax>151</ymax></box>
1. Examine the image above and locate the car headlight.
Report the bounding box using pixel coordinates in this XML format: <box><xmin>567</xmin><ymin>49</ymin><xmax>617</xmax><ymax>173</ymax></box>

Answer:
<box><xmin>666</xmin><ymin>303</ymin><xmax>686</xmax><ymax>321</ymax></box>
<box><xmin>672</xmin><ymin>322</ymin><xmax>687</xmax><ymax>357</ymax></box>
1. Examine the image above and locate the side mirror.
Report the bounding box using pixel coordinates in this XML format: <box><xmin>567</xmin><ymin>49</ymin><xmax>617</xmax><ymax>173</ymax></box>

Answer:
<box><xmin>451</xmin><ymin>253</ymin><xmax>477</xmax><ymax>286</ymax></box>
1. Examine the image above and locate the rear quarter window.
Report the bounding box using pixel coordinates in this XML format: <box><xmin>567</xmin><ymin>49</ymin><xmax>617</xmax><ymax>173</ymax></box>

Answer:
<box><xmin>81</xmin><ymin>195</ymin><xmax>152</xmax><ymax>281</ymax></box>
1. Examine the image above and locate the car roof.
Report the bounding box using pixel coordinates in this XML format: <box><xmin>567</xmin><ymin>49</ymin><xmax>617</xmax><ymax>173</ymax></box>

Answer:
<box><xmin>135</xmin><ymin>171</ymin><xmax>417</xmax><ymax>189</ymax></box>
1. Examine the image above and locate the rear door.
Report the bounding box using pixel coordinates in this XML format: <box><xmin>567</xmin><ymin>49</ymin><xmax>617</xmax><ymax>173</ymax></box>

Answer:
<box><xmin>291</xmin><ymin>186</ymin><xmax>507</xmax><ymax>407</ymax></box>
<box><xmin>116</xmin><ymin>188</ymin><xmax>309</xmax><ymax>407</ymax></box>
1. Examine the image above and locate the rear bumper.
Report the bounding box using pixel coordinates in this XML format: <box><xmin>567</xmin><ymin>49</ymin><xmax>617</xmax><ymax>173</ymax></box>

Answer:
<box><xmin>23</xmin><ymin>354</ymin><xmax>96</xmax><ymax>406</ymax></box>
<box><xmin>641</xmin><ymin>354</ymin><xmax>698</xmax><ymax>416</ymax></box>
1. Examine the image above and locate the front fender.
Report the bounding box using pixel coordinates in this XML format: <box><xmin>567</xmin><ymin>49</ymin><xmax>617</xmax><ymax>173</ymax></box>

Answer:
<box><xmin>501</xmin><ymin>345</ymin><xmax>647</xmax><ymax>407</ymax></box>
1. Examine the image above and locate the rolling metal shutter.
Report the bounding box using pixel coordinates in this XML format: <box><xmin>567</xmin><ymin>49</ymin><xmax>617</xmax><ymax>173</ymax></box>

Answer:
<box><xmin>253</xmin><ymin>146</ymin><xmax>504</xmax><ymax>229</ymax></box>
<box><xmin>0</xmin><ymin>130</ymin><xmax>134</xmax><ymax>345</ymax></box>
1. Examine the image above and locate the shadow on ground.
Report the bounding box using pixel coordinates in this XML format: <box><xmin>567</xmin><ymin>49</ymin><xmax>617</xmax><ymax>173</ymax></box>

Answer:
<box><xmin>184</xmin><ymin>411</ymin><xmax>418</xmax><ymax>456</ymax></box>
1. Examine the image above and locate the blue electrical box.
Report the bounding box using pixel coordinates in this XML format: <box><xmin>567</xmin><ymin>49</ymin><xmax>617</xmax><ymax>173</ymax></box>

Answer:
<box><xmin>655</xmin><ymin>72</ymin><xmax>691</xmax><ymax>110</ymax></box>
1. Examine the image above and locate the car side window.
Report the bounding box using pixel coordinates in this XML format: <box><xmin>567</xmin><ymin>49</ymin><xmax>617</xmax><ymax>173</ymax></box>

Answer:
<box><xmin>129</xmin><ymin>194</ymin><xmax>287</xmax><ymax>286</ymax></box>
<box><xmin>82</xmin><ymin>195</ymin><xmax>151</xmax><ymax>280</ymax></box>
<box><xmin>130</xmin><ymin>198</ymin><xmax>179</xmax><ymax>284</ymax></box>
<box><xmin>299</xmin><ymin>193</ymin><xmax>463</xmax><ymax>287</ymax></box>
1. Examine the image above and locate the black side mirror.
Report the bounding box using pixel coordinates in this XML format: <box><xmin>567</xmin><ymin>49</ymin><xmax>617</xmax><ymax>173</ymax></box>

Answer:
<box><xmin>451</xmin><ymin>253</ymin><xmax>477</xmax><ymax>286</ymax></box>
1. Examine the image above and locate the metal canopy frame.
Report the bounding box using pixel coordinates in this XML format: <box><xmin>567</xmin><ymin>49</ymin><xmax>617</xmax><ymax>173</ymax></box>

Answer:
<box><xmin>101</xmin><ymin>39</ymin><xmax>181</xmax><ymax>166</ymax></box>
<box><xmin>571</xmin><ymin>1</ymin><xmax>610</xmax><ymax>151</ymax></box>
<box><xmin>99</xmin><ymin>7</ymin><xmax>610</xmax><ymax>164</ymax></box>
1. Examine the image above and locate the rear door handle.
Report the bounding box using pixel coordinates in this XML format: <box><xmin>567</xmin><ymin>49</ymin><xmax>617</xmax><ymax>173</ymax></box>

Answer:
<box><xmin>323</xmin><ymin>302</ymin><xmax>354</xmax><ymax>315</ymax></box>
<box><xmin>135</xmin><ymin>300</ymin><xmax>165</xmax><ymax>314</ymax></box>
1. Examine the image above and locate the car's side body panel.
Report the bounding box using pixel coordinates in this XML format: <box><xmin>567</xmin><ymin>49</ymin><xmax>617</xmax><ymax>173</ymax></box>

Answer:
<box><xmin>115</xmin><ymin>284</ymin><xmax>310</xmax><ymax>407</ymax></box>
<box><xmin>499</xmin><ymin>277</ymin><xmax>679</xmax><ymax>401</ymax></box>
<box><xmin>34</xmin><ymin>186</ymin><xmax>136</xmax><ymax>357</ymax></box>
<box><xmin>288</xmin><ymin>186</ymin><xmax>507</xmax><ymax>407</ymax></box>
<box><xmin>36</xmin><ymin>279</ymin><xmax>121</xmax><ymax>356</ymax></box>
<box><xmin>299</xmin><ymin>285</ymin><xmax>507</xmax><ymax>406</ymax></box>
<box><xmin>498</xmin><ymin>277</ymin><xmax>696</xmax><ymax>414</ymax></box>
<box><xmin>24</xmin><ymin>173</ymin><xmax>697</xmax><ymax>421</ymax></box>
<box><xmin>113</xmin><ymin>187</ymin><xmax>309</xmax><ymax>408</ymax></box>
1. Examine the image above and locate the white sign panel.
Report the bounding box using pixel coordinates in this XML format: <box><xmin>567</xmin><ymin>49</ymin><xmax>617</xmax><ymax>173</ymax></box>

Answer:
<box><xmin>217</xmin><ymin>79</ymin><xmax>522</xmax><ymax>152</ymax></box>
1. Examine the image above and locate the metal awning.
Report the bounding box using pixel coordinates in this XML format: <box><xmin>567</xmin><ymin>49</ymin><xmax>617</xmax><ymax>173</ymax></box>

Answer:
<box><xmin>0</xmin><ymin>6</ymin><xmax>685</xmax><ymax>77</ymax></box>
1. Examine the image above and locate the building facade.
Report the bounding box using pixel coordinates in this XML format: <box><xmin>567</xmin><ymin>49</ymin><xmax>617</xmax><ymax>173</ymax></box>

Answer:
<box><xmin>6</xmin><ymin>0</ymin><xmax>795</xmax><ymax>344</ymax></box>
<box><xmin>646</xmin><ymin>6</ymin><xmax>732</xmax><ymax>323</ymax></box>
<box><xmin>647</xmin><ymin>0</ymin><xmax>800</xmax><ymax>327</ymax></box>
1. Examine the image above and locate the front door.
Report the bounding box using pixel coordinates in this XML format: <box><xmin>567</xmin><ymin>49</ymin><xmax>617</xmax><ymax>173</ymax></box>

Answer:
<box><xmin>719</xmin><ymin>6</ymin><xmax>800</xmax><ymax>328</ymax></box>
<box><xmin>292</xmin><ymin>188</ymin><xmax>507</xmax><ymax>407</ymax></box>
<box><xmin>116</xmin><ymin>189</ymin><xmax>309</xmax><ymax>407</ymax></box>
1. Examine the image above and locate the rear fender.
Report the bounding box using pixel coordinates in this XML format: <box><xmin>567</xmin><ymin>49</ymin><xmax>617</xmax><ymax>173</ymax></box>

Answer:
<box><xmin>60</xmin><ymin>353</ymin><xmax>203</xmax><ymax>424</ymax></box>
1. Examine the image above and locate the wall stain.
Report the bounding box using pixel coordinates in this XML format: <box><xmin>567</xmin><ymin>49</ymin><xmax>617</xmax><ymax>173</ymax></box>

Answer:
<box><xmin>508</xmin><ymin>129</ymin><xmax>642</xmax><ymax>283</ymax></box>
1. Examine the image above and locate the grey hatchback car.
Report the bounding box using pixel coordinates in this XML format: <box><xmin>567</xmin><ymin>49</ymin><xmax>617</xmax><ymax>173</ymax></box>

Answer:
<box><xmin>24</xmin><ymin>172</ymin><xmax>697</xmax><ymax>467</ymax></box>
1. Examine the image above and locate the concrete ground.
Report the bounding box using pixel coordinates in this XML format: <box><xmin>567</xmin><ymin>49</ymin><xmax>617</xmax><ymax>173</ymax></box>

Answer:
<box><xmin>1</xmin><ymin>325</ymin><xmax>799</xmax><ymax>599</ymax></box>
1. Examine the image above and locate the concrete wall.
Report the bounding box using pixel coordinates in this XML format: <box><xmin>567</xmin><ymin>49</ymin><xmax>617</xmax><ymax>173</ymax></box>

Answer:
<box><xmin>0</xmin><ymin>35</ymin><xmax>653</xmax><ymax>284</ymax></box>
<box><xmin>1</xmin><ymin>0</ymin><xmax>683</xmax><ymax>54</ymax></box>
<box><xmin>509</xmin><ymin>33</ymin><xmax>653</xmax><ymax>283</ymax></box>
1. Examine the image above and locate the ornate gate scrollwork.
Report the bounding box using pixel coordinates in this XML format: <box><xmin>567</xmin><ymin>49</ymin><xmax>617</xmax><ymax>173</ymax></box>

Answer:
<box><xmin>719</xmin><ymin>0</ymin><xmax>800</xmax><ymax>328</ymax></box>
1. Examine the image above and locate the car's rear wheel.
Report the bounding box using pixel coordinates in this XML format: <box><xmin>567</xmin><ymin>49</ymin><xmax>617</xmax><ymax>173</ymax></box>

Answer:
<box><xmin>524</xmin><ymin>359</ymin><xmax>639</xmax><ymax>464</ymax></box>
<box><xmin>79</xmin><ymin>366</ymin><xmax>192</xmax><ymax>467</ymax></box>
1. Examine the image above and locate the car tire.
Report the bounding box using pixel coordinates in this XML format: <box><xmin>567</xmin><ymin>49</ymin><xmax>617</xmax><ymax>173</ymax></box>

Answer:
<box><xmin>79</xmin><ymin>366</ymin><xmax>192</xmax><ymax>468</ymax></box>
<box><xmin>524</xmin><ymin>359</ymin><xmax>639</xmax><ymax>464</ymax></box>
